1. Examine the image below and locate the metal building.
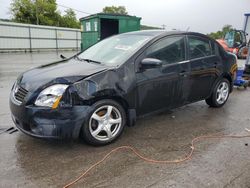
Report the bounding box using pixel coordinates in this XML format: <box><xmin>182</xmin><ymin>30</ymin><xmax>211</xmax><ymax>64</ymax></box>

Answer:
<box><xmin>243</xmin><ymin>13</ymin><xmax>250</xmax><ymax>41</ymax></box>
<box><xmin>0</xmin><ymin>21</ymin><xmax>81</xmax><ymax>52</ymax></box>
<box><xmin>243</xmin><ymin>13</ymin><xmax>250</xmax><ymax>76</ymax></box>
<box><xmin>80</xmin><ymin>13</ymin><xmax>141</xmax><ymax>50</ymax></box>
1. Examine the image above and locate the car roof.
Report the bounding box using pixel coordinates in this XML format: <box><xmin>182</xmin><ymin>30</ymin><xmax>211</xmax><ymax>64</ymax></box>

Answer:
<box><xmin>123</xmin><ymin>30</ymin><xmax>210</xmax><ymax>40</ymax></box>
<box><xmin>123</xmin><ymin>30</ymin><xmax>166</xmax><ymax>36</ymax></box>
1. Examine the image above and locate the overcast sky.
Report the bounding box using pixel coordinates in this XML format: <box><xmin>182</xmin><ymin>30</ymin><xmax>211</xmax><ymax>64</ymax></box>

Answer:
<box><xmin>0</xmin><ymin>0</ymin><xmax>249</xmax><ymax>34</ymax></box>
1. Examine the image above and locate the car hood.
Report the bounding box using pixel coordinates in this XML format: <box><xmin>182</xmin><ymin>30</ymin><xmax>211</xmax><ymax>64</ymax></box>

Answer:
<box><xmin>18</xmin><ymin>58</ymin><xmax>108</xmax><ymax>92</ymax></box>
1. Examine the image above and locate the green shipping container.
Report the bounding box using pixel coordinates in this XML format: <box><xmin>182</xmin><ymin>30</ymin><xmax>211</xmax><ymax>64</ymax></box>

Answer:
<box><xmin>80</xmin><ymin>13</ymin><xmax>141</xmax><ymax>50</ymax></box>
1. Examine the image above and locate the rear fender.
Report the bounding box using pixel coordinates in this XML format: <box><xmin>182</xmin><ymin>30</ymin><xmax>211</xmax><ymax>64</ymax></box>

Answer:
<box><xmin>209</xmin><ymin>73</ymin><xmax>233</xmax><ymax>97</ymax></box>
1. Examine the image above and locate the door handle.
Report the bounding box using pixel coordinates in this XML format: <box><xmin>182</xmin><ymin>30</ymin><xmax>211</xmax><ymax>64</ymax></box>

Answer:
<box><xmin>179</xmin><ymin>71</ymin><xmax>188</xmax><ymax>77</ymax></box>
<box><xmin>200</xmin><ymin>67</ymin><xmax>205</xmax><ymax>70</ymax></box>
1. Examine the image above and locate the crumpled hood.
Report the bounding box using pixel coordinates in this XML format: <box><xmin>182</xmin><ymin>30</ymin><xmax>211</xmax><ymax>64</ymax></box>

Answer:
<box><xmin>18</xmin><ymin>58</ymin><xmax>108</xmax><ymax>91</ymax></box>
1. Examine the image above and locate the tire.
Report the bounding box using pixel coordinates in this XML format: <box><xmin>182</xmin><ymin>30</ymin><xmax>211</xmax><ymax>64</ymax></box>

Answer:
<box><xmin>237</xmin><ymin>47</ymin><xmax>248</xmax><ymax>59</ymax></box>
<box><xmin>81</xmin><ymin>99</ymin><xmax>126</xmax><ymax>146</ymax></box>
<box><xmin>205</xmin><ymin>78</ymin><xmax>230</xmax><ymax>108</ymax></box>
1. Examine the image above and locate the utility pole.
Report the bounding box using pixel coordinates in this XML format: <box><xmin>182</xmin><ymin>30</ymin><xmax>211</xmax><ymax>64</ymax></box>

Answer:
<box><xmin>35</xmin><ymin>0</ymin><xmax>39</xmax><ymax>25</ymax></box>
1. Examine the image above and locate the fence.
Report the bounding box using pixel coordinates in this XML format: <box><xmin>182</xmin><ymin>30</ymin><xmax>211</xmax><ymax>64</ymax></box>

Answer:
<box><xmin>0</xmin><ymin>21</ymin><xmax>81</xmax><ymax>52</ymax></box>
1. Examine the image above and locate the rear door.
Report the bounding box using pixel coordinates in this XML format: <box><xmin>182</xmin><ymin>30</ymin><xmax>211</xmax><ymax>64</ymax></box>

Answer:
<box><xmin>187</xmin><ymin>35</ymin><xmax>220</xmax><ymax>102</ymax></box>
<box><xmin>135</xmin><ymin>35</ymin><xmax>189</xmax><ymax>116</ymax></box>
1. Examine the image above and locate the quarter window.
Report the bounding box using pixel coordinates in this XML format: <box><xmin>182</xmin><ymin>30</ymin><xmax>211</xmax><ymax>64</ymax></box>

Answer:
<box><xmin>211</xmin><ymin>41</ymin><xmax>216</xmax><ymax>55</ymax></box>
<box><xmin>188</xmin><ymin>36</ymin><xmax>212</xmax><ymax>59</ymax></box>
<box><xmin>145</xmin><ymin>36</ymin><xmax>185</xmax><ymax>64</ymax></box>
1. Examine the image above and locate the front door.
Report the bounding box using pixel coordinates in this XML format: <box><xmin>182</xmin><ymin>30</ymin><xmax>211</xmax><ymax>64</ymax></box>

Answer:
<box><xmin>135</xmin><ymin>35</ymin><xmax>188</xmax><ymax>116</ymax></box>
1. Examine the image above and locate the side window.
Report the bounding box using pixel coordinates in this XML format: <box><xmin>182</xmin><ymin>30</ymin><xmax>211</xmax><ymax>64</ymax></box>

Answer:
<box><xmin>188</xmin><ymin>36</ymin><xmax>212</xmax><ymax>59</ymax></box>
<box><xmin>235</xmin><ymin>31</ymin><xmax>242</xmax><ymax>44</ymax></box>
<box><xmin>145</xmin><ymin>36</ymin><xmax>185</xmax><ymax>64</ymax></box>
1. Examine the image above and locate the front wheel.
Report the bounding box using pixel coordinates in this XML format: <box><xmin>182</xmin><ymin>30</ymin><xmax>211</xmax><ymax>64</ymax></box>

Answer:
<box><xmin>81</xmin><ymin>99</ymin><xmax>126</xmax><ymax>146</ymax></box>
<box><xmin>205</xmin><ymin>78</ymin><xmax>230</xmax><ymax>108</ymax></box>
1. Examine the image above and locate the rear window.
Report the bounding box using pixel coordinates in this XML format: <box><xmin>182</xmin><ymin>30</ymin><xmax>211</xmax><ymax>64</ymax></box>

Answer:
<box><xmin>188</xmin><ymin>36</ymin><xmax>212</xmax><ymax>59</ymax></box>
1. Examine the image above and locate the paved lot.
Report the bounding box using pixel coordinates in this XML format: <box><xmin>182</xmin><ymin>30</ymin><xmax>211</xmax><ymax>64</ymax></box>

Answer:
<box><xmin>0</xmin><ymin>52</ymin><xmax>250</xmax><ymax>188</ymax></box>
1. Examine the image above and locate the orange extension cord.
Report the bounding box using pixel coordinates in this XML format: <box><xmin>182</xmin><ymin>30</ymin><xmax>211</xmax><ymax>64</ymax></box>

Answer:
<box><xmin>63</xmin><ymin>129</ymin><xmax>250</xmax><ymax>188</ymax></box>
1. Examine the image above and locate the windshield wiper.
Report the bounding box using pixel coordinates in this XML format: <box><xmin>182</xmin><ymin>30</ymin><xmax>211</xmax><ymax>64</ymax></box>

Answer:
<box><xmin>74</xmin><ymin>56</ymin><xmax>101</xmax><ymax>64</ymax></box>
<box><xmin>83</xmin><ymin>58</ymin><xmax>101</xmax><ymax>64</ymax></box>
<box><xmin>73</xmin><ymin>56</ymin><xmax>82</xmax><ymax>61</ymax></box>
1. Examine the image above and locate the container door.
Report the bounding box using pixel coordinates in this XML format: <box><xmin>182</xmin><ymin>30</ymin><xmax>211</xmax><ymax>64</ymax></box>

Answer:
<box><xmin>81</xmin><ymin>19</ymin><xmax>99</xmax><ymax>50</ymax></box>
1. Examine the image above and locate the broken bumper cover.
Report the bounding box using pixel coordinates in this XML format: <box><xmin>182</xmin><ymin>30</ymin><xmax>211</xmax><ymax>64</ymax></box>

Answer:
<box><xmin>9</xmin><ymin>98</ymin><xmax>90</xmax><ymax>139</ymax></box>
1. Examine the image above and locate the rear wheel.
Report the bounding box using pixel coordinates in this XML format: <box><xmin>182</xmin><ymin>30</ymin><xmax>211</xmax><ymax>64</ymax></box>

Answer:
<box><xmin>81</xmin><ymin>99</ymin><xmax>126</xmax><ymax>146</ymax></box>
<box><xmin>206</xmin><ymin>78</ymin><xmax>230</xmax><ymax>108</ymax></box>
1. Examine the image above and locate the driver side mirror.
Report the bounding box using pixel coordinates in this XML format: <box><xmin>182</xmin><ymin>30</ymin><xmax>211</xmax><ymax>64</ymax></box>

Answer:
<box><xmin>140</xmin><ymin>58</ymin><xmax>162</xmax><ymax>70</ymax></box>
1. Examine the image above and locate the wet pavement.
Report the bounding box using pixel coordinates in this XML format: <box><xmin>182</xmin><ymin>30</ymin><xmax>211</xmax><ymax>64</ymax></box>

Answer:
<box><xmin>0</xmin><ymin>52</ymin><xmax>250</xmax><ymax>188</ymax></box>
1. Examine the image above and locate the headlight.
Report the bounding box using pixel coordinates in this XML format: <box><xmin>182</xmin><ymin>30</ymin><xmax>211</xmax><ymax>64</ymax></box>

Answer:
<box><xmin>35</xmin><ymin>84</ymin><xmax>68</xmax><ymax>108</ymax></box>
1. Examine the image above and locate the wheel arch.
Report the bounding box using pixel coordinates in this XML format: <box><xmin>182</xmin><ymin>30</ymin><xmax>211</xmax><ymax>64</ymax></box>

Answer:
<box><xmin>222</xmin><ymin>72</ymin><xmax>233</xmax><ymax>92</ymax></box>
<box><xmin>208</xmin><ymin>73</ymin><xmax>233</xmax><ymax>98</ymax></box>
<box><xmin>90</xmin><ymin>95</ymin><xmax>136</xmax><ymax>127</ymax></box>
<box><xmin>91</xmin><ymin>95</ymin><xmax>128</xmax><ymax>110</ymax></box>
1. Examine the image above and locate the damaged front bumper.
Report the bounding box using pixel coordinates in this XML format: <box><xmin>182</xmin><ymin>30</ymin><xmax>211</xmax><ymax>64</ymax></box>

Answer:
<box><xmin>9</xmin><ymin>97</ymin><xmax>90</xmax><ymax>140</ymax></box>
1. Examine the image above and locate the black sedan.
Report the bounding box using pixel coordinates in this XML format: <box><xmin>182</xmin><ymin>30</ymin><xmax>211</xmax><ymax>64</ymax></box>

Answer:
<box><xmin>10</xmin><ymin>30</ymin><xmax>237</xmax><ymax>145</ymax></box>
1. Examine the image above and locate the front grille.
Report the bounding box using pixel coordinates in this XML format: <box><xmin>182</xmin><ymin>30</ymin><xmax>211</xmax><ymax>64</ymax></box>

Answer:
<box><xmin>14</xmin><ymin>85</ymin><xmax>28</xmax><ymax>103</ymax></box>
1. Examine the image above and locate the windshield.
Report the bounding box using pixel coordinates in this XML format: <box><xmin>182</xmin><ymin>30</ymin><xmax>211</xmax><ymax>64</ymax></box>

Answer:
<box><xmin>224</xmin><ymin>31</ymin><xmax>246</xmax><ymax>48</ymax></box>
<box><xmin>224</xmin><ymin>31</ymin><xmax>235</xmax><ymax>48</ymax></box>
<box><xmin>78</xmin><ymin>34</ymin><xmax>152</xmax><ymax>66</ymax></box>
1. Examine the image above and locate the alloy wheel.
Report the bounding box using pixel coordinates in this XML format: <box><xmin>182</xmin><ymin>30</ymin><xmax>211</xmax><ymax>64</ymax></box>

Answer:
<box><xmin>89</xmin><ymin>105</ymin><xmax>122</xmax><ymax>141</ymax></box>
<box><xmin>216</xmin><ymin>81</ymin><xmax>229</xmax><ymax>105</ymax></box>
